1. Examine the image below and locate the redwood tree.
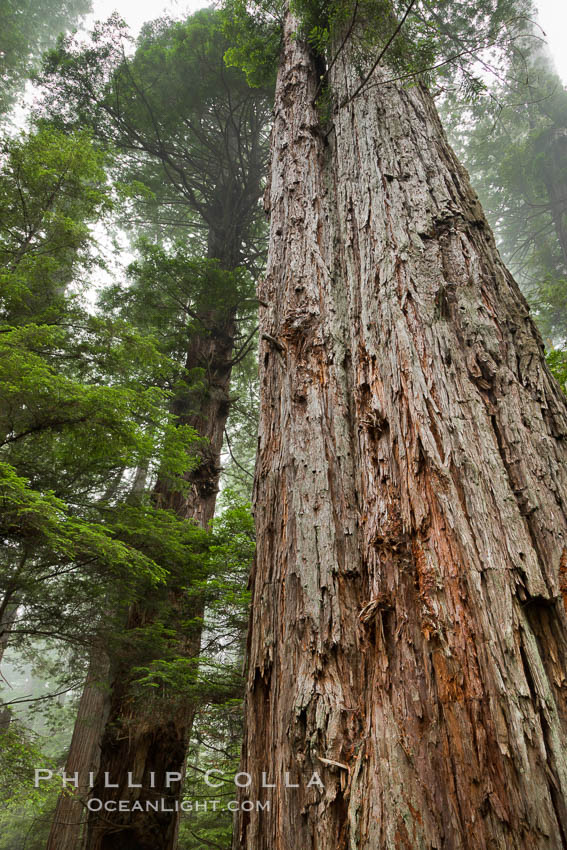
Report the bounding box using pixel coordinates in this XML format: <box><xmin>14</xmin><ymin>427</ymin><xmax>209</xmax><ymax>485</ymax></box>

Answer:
<box><xmin>234</xmin><ymin>5</ymin><xmax>567</xmax><ymax>848</ymax></box>
<box><xmin>40</xmin><ymin>11</ymin><xmax>269</xmax><ymax>849</ymax></box>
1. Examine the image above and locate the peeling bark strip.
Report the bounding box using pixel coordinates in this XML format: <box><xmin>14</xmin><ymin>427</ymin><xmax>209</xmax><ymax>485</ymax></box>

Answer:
<box><xmin>236</xmin><ymin>11</ymin><xmax>567</xmax><ymax>850</ymax></box>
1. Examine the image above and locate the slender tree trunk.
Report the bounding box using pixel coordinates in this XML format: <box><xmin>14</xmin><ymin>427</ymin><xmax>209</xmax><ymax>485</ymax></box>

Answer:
<box><xmin>0</xmin><ymin>707</ymin><xmax>11</xmax><ymax>729</ymax></box>
<box><xmin>0</xmin><ymin>594</ymin><xmax>18</xmax><ymax>740</ymax></box>
<box><xmin>46</xmin><ymin>643</ymin><xmax>110</xmax><ymax>850</ymax></box>
<box><xmin>235</xmin><ymin>12</ymin><xmax>567</xmax><ymax>850</ymax></box>
<box><xmin>85</xmin><ymin>299</ymin><xmax>236</xmax><ymax>850</ymax></box>
<box><xmin>0</xmin><ymin>598</ymin><xmax>18</xmax><ymax>666</ymax></box>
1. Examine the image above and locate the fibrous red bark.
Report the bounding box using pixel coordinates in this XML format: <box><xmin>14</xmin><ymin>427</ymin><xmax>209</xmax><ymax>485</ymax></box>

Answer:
<box><xmin>235</xmin><ymin>12</ymin><xmax>567</xmax><ymax>849</ymax></box>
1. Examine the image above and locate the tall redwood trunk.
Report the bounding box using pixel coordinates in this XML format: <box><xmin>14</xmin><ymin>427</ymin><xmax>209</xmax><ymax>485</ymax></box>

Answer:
<box><xmin>235</xmin><ymin>12</ymin><xmax>567</xmax><ymax>850</ymax></box>
<box><xmin>85</xmin><ymin>303</ymin><xmax>235</xmax><ymax>850</ymax></box>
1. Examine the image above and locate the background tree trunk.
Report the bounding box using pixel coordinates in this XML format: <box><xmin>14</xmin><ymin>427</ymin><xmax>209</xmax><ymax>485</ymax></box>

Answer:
<box><xmin>46</xmin><ymin>643</ymin><xmax>110</xmax><ymax>850</ymax></box>
<box><xmin>0</xmin><ymin>597</ymin><xmax>18</xmax><ymax>666</ymax></box>
<box><xmin>235</xmin><ymin>12</ymin><xmax>567</xmax><ymax>850</ymax></box>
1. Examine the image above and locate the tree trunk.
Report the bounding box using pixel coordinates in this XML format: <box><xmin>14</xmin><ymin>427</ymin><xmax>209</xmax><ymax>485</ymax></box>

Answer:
<box><xmin>46</xmin><ymin>643</ymin><xmax>110</xmax><ymax>850</ymax></box>
<box><xmin>0</xmin><ymin>597</ymin><xmax>18</xmax><ymax>666</ymax></box>
<box><xmin>235</xmin><ymin>12</ymin><xmax>567</xmax><ymax>850</ymax></box>
<box><xmin>0</xmin><ymin>596</ymin><xmax>17</xmax><ymax>744</ymax></box>
<box><xmin>85</xmin><ymin>302</ymin><xmax>236</xmax><ymax>850</ymax></box>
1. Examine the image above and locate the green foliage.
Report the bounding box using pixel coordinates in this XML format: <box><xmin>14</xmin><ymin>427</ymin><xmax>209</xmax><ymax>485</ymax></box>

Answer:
<box><xmin>0</xmin><ymin>719</ymin><xmax>61</xmax><ymax>850</ymax></box>
<box><xmin>174</xmin><ymin>500</ymin><xmax>255</xmax><ymax>849</ymax></box>
<box><xmin>116</xmin><ymin>498</ymin><xmax>254</xmax><ymax>707</ymax></box>
<box><xmin>178</xmin><ymin>699</ymin><xmax>243</xmax><ymax>850</ymax></box>
<box><xmin>222</xmin><ymin>361</ymin><xmax>259</xmax><ymax>499</ymax></box>
<box><xmin>0</xmin><ymin>119</ymin><xmax>211</xmax><ymax>662</ymax></box>
<box><xmin>220</xmin><ymin>0</ymin><xmax>535</xmax><ymax>107</ymax></box>
<box><xmin>203</xmin><ymin>497</ymin><xmax>254</xmax><ymax>647</ymax></box>
<box><xmin>38</xmin><ymin>9</ymin><xmax>271</xmax><ymax>266</ymax></box>
<box><xmin>0</xmin><ymin>0</ymin><xmax>91</xmax><ymax>117</ymax></box>
<box><xmin>528</xmin><ymin>261</ymin><xmax>567</xmax><ymax>344</ymax></box>
<box><xmin>0</xmin><ymin>720</ymin><xmax>57</xmax><ymax>807</ymax></box>
<box><xmin>222</xmin><ymin>0</ymin><xmax>283</xmax><ymax>88</ymax></box>
<box><xmin>178</xmin><ymin>699</ymin><xmax>244</xmax><ymax>850</ymax></box>
<box><xmin>0</xmin><ymin>126</ymin><xmax>113</xmax><ymax>324</ymax></box>
<box><xmin>546</xmin><ymin>348</ymin><xmax>567</xmax><ymax>394</ymax></box>
<box><xmin>0</xmin><ymin>305</ymin><xmax>206</xmax><ymax>619</ymax></box>
<box><xmin>1</xmin><ymin>323</ymin><xmax>171</xmax><ymax>471</ymax></box>
<box><xmin>0</xmin><ymin>461</ymin><xmax>163</xmax><ymax>585</ymax></box>
<box><xmin>105</xmin><ymin>242</ymin><xmax>255</xmax><ymax>356</ymax></box>
<box><xmin>0</xmin><ymin>792</ymin><xmax>59</xmax><ymax>850</ymax></box>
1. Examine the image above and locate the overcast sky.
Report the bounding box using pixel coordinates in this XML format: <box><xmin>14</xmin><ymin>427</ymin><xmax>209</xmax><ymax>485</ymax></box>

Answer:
<box><xmin>84</xmin><ymin>0</ymin><xmax>203</xmax><ymax>35</ymax></box>
<box><xmin>534</xmin><ymin>0</ymin><xmax>567</xmax><ymax>83</ymax></box>
<box><xmin>86</xmin><ymin>0</ymin><xmax>567</xmax><ymax>82</ymax></box>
